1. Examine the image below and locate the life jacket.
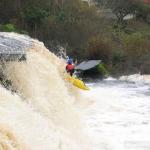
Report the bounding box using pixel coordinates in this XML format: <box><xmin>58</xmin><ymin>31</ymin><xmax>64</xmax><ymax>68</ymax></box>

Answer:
<box><xmin>66</xmin><ymin>64</ymin><xmax>74</xmax><ymax>72</ymax></box>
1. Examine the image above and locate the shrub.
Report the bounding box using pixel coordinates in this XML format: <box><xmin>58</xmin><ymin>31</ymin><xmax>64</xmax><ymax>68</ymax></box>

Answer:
<box><xmin>123</xmin><ymin>33</ymin><xmax>150</xmax><ymax>60</ymax></box>
<box><xmin>86</xmin><ymin>35</ymin><xmax>113</xmax><ymax>63</ymax></box>
<box><xmin>20</xmin><ymin>30</ymin><xmax>29</xmax><ymax>35</ymax></box>
<box><xmin>112</xmin><ymin>50</ymin><xmax>126</xmax><ymax>64</ymax></box>
<box><xmin>97</xmin><ymin>63</ymin><xmax>109</xmax><ymax>78</ymax></box>
<box><xmin>1</xmin><ymin>24</ymin><xmax>16</xmax><ymax>32</ymax></box>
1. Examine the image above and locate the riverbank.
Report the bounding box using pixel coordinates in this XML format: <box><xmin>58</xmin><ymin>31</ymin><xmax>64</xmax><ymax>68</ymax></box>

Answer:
<box><xmin>1</xmin><ymin>0</ymin><xmax>150</xmax><ymax>75</ymax></box>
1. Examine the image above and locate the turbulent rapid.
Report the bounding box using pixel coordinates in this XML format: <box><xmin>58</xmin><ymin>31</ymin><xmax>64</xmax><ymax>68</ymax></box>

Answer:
<box><xmin>0</xmin><ymin>33</ymin><xmax>90</xmax><ymax>150</ymax></box>
<box><xmin>83</xmin><ymin>75</ymin><xmax>150</xmax><ymax>150</ymax></box>
<box><xmin>0</xmin><ymin>33</ymin><xmax>150</xmax><ymax>150</ymax></box>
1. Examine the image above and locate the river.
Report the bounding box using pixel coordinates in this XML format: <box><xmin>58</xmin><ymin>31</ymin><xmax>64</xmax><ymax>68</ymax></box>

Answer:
<box><xmin>0</xmin><ymin>32</ymin><xmax>150</xmax><ymax>150</ymax></box>
<box><xmin>82</xmin><ymin>76</ymin><xmax>150</xmax><ymax>150</ymax></box>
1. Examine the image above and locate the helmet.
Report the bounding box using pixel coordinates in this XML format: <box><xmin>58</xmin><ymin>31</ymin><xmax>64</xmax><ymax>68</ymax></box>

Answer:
<box><xmin>67</xmin><ymin>58</ymin><xmax>73</xmax><ymax>64</ymax></box>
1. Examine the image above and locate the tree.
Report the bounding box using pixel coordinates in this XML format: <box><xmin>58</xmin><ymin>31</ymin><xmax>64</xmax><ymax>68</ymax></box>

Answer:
<box><xmin>94</xmin><ymin>0</ymin><xmax>136</xmax><ymax>27</ymax></box>
<box><xmin>23</xmin><ymin>7</ymin><xmax>49</xmax><ymax>37</ymax></box>
<box><xmin>134</xmin><ymin>2</ymin><xmax>150</xmax><ymax>23</ymax></box>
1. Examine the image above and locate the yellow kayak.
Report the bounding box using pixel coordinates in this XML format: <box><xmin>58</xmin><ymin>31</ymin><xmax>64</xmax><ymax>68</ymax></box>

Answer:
<box><xmin>65</xmin><ymin>76</ymin><xmax>90</xmax><ymax>91</ymax></box>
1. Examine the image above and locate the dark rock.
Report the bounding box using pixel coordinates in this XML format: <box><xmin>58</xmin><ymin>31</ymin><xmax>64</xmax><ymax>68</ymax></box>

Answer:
<box><xmin>0</xmin><ymin>32</ymin><xmax>33</xmax><ymax>61</ymax></box>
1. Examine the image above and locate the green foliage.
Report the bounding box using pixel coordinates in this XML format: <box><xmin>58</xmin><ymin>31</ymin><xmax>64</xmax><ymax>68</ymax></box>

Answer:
<box><xmin>56</xmin><ymin>10</ymin><xmax>66</xmax><ymax>21</ymax></box>
<box><xmin>20</xmin><ymin>30</ymin><xmax>29</xmax><ymax>35</ymax></box>
<box><xmin>0</xmin><ymin>24</ymin><xmax>16</xmax><ymax>32</ymax></box>
<box><xmin>0</xmin><ymin>0</ymin><xmax>150</xmax><ymax>75</ymax></box>
<box><xmin>97</xmin><ymin>63</ymin><xmax>109</xmax><ymax>78</ymax></box>
<box><xmin>123</xmin><ymin>32</ymin><xmax>150</xmax><ymax>61</ymax></box>
<box><xmin>112</xmin><ymin>51</ymin><xmax>126</xmax><ymax>63</ymax></box>
<box><xmin>135</xmin><ymin>2</ymin><xmax>150</xmax><ymax>23</ymax></box>
<box><xmin>94</xmin><ymin>0</ymin><xmax>136</xmax><ymax>27</ymax></box>
<box><xmin>23</xmin><ymin>7</ymin><xmax>49</xmax><ymax>24</ymax></box>
<box><xmin>0</xmin><ymin>0</ymin><xmax>116</xmax><ymax>51</ymax></box>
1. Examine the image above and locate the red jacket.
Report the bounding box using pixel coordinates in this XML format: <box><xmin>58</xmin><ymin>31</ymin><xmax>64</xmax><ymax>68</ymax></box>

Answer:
<box><xmin>66</xmin><ymin>64</ymin><xmax>75</xmax><ymax>72</ymax></box>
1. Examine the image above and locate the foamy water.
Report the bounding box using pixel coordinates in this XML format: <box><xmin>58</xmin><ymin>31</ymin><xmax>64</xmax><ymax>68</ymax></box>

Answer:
<box><xmin>82</xmin><ymin>77</ymin><xmax>150</xmax><ymax>150</ymax></box>
<box><xmin>0</xmin><ymin>33</ymin><xmax>150</xmax><ymax>150</ymax></box>
<box><xmin>0</xmin><ymin>33</ymin><xmax>90</xmax><ymax>150</ymax></box>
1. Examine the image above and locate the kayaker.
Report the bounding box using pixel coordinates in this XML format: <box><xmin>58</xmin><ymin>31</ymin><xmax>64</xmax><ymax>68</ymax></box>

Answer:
<box><xmin>66</xmin><ymin>58</ymin><xmax>75</xmax><ymax>76</ymax></box>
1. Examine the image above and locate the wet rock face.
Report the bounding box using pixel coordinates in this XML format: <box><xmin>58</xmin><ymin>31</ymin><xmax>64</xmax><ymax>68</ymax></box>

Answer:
<box><xmin>0</xmin><ymin>32</ymin><xmax>33</xmax><ymax>61</ymax></box>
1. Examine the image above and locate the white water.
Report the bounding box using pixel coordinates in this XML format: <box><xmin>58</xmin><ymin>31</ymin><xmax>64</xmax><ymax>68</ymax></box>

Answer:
<box><xmin>0</xmin><ymin>33</ymin><xmax>90</xmax><ymax>150</ymax></box>
<box><xmin>0</xmin><ymin>33</ymin><xmax>150</xmax><ymax>150</ymax></box>
<box><xmin>82</xmin><ymin>77</ymin><xmax>150</xmax><ymax>150</ymax></box>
